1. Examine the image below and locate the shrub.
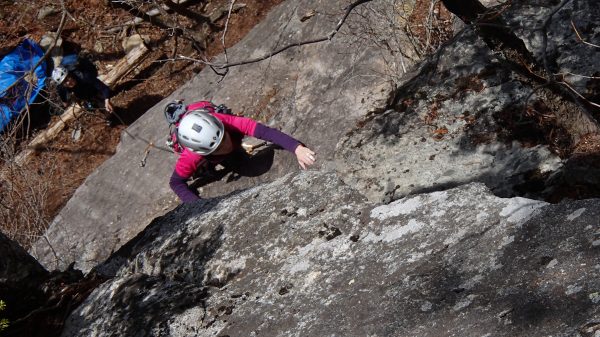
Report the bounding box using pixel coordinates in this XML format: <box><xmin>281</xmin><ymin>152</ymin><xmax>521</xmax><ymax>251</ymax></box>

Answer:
<box><xmin>0</xmin><ymin>300</ymin><xmax>9</xmax><ymax>331</ymax></box>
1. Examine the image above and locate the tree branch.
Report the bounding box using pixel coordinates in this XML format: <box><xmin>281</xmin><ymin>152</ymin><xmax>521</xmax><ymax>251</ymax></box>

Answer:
<box><xmin>221</xmin><ymin>0</ymin><xmax>236</xmax><ymax>62</ymax></box>
<box><xmin>112</xmin><ymin>0</ymin><xmax>207</xmax><ymax>49</ymax></box>
<box><xmin>178</xmin><ymin>0</ymin><xmax>375</xmax><ymax>70</ymax></box>
<box><xmin>571</xmin><ymin>20</ymin><xmax>600</xmax><ymax>49</ymax></box>
<box><xmin>540</xmin><ymin>0</ymin><xmax>572</xmax><ymax>79</ymax></box>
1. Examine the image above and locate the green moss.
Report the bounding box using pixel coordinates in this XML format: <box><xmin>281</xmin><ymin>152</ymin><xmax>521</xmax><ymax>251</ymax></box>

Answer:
<box><xmin>0</xmin><ymin>300</ymin><xmax>8</xmax><ymax>331</ymax></box>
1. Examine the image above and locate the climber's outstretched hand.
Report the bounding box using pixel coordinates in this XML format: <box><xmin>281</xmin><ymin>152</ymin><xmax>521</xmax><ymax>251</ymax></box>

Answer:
<box><xmin>295</xmin><ymin>145</ymin><xmax>316</xmax><ymax>170</ymax></box>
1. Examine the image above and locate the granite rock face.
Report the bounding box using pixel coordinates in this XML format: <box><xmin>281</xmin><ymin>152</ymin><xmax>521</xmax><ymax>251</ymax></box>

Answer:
<box><xmin>22</xmin><ymin>1</ymin><xmax>600</xmax><ymax>335</ymax></box>
<box><xmin>59</xmin><ymin>171</ymin><xmax>600</xmax><ymax>337</ymax></box>
<box><xmin>31</xmin><ymin>0</ymin><xmax>598</xmax><ymax>276</ymax></box>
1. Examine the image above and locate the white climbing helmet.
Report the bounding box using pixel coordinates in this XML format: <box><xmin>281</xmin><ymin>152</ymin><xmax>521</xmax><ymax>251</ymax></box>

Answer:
<box><xmin>177</xmin><ymin>109</ymin><xmax>225</xmax><ymax>155</ymax></box>
<box><xmin>51</xmin><ymin>66</ymin><xmax>68</xmax><ymax>84</ymax></box>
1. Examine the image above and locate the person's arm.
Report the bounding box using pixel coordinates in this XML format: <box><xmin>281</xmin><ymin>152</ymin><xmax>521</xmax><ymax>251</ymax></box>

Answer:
<box><xmin>169</xmin><ymin>171</ymin><xmax>200</xmax><ymax>203</ymax></box>
<box><xmin>218</xmin><ymin>113</ymin><xmax>316</xmax><ymax>169</ymax></box>
<box><xmin>104</xmin><ymin>98</ymin><xmax>114</xmax><ymax>113</ymax></box>
<box><xmin>91</xmin><ymin>78</ymin><xmax>113</xmax><ymax>111</ymax></box>
<box><xmin>253</xmin><ymin>123</ymin><xmax>301</xmax><ymax>153</ymax></box>
<box><xmin>253</xmin><ymin>123</ymin><xmax>316</xmax><ymax>169</ymax></box>
<box><xmin>217</xmin><ymin>113</ymin><xmax>300</xmax><ymax>152</ymax></box>
<box><xmin>170</xmin><ymin>150</ymin><xmax>204</xmax><ymax>203</ymax></box>
<box><xmin>85</xmin><ymin>73</ymin><xmax>111</xmax><ymax>98</ymax></box>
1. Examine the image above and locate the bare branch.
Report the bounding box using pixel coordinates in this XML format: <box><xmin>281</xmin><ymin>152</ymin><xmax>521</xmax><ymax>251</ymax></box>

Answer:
<box><xmin>424</xmin><ymin>0</ymin><xmax>436</xmax><ymax>51</ymax></box>
<box><xmin>540</xmin><ymin>0</ymin><xmax>572</xmax><ymax>79</ymax></box>
<box><xmin>571</xmin><ymin>20</ymin><xmax>600</xmax><ymax>49</ymax></box>
<box><xmin>162</xmin><ymin>0</ymin><xmax>217</xmax><ymax>29</ymax></box>
<box><xmin>111</xmin><ymin>0</ymin><xmax>207</xmax><ymax>49</ymax></box>
<box><xmin>221</xmin><ymin>0</ymin><xmax>236</xmax><ymax>66</ymax></box>
<box><xmin>537</xmin><ymin>1</ymin><xmax>600</xmax><ymax>113</ymax></box>
<box><xmin>179</xmin><ymin>0</ymin><xmax>375</xmax><ymax>70</ymax></box>
<box><xmin>559</xmin><ymin>81</ymin><xmax>600</xmax><ymax>108</ymax></box>
<box><xmin>556</xmin><ymin>72</ymin><xmax>600</xmax><ymax>80</ymax></box>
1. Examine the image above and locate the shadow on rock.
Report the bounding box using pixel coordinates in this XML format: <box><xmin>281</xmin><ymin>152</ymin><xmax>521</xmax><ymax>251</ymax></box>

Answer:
<box><xmin>190</xmin><ymin>146</ymin><xmax>276</xmax><ymax>189</ymax></box>
<box><xmin>491</xmin><ymin>200</ymin><xmax>600</xmax><ymax>334</ymax></box>
<box><xmin>92</xmin><ymin>194</ymin><xmax>231</xmax><ymax>278</ymax></box>
<box><xmin>63</xmin><ymin>209</ymin><xmax>234</xmax><ymax>336</ymax></box>
<box><xmin>542</xmin><ymin>152</ymin><xmax>600</xmax><ymax>202</ymax></box>
<box><xmin>384</xmin><ymin>199</ymin><xmax>599</xmax><ymax>336</ymax></box>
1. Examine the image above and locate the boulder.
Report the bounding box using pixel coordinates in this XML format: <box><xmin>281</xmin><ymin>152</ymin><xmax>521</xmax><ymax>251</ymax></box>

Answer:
<box><xmin>59</xmin><ymin>171</ymin><xmax>600</xmax><ymax>336</ymax></box>
<box><xmin>0</xmin><ymin>231</ymin><xmax>48</xmax><ymax>330</ymax></box>
<box><xmin>336</xmin><ymin>0</ymin><xmax>599</xmax><ymax>203</ymax></box>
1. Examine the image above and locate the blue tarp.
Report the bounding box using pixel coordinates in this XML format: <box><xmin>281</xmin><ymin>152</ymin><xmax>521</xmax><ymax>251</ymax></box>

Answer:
<box><xmin>0</xmin><ymin>39</ymin><xmax>47</xmax><ymax>132</ymax></box>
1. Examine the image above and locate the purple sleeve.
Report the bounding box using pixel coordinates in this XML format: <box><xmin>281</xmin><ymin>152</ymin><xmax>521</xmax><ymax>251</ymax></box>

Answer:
<box><xmin>253</xmin><ymin>123</ymin><xmax>301</xmax><ymax>153</ymax></box>
<box><xmin>169</xmin><ymin>171</ymin><xmax>200</xmax><ymax>203</ymax></box>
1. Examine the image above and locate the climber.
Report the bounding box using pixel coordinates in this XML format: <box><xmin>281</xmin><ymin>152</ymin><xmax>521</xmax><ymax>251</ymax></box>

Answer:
<box><xmin>167</xmin><ymin>100</ymin><xmax>316</xmax><ymax>203</ymax></box>
<box><xmin>51</xmin><ymin>65</ymin><xmax>116</xmax><ymax>124</ymax></box>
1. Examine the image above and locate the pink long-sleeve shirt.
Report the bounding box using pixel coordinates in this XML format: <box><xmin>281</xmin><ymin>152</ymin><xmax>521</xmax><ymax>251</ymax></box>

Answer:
<box><xmin>169</xmin><ymin>102</ymin><xmax>301</xmax><ymax>203</ymax></box>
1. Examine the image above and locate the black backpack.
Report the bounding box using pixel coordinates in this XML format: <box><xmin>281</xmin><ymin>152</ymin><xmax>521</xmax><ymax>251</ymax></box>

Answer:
<box><xmin>164</xmin><ymin>100</ymin><xmax>233</xmax><ymax>153</ymax></box>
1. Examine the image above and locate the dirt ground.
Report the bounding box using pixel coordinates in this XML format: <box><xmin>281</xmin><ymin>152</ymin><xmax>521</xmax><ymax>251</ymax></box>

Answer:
<box><xmin>0</xmin><ymin>0</ymin><xmax>283</xmax><ymax>247</ymax></box>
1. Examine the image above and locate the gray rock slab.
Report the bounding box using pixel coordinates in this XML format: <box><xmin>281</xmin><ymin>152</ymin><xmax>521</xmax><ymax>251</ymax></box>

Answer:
<box><xmin>335</xmin><ymin>31</ymin><xmax>562</xmax><ymax>202</ymax></box>
<box><xmin>59</xmin><ymin>171</ymin><xmax>600</xmax><ymax>336</ymax></box>
<box><xmin>30</xmin><ymin>0</ymin><xmax>414</xmax><ymax>272</ymax></box>
<box><xmin>334</xmin><ymin>0</ymin><xmax>600</xmax><ymax>203</ymax></box>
